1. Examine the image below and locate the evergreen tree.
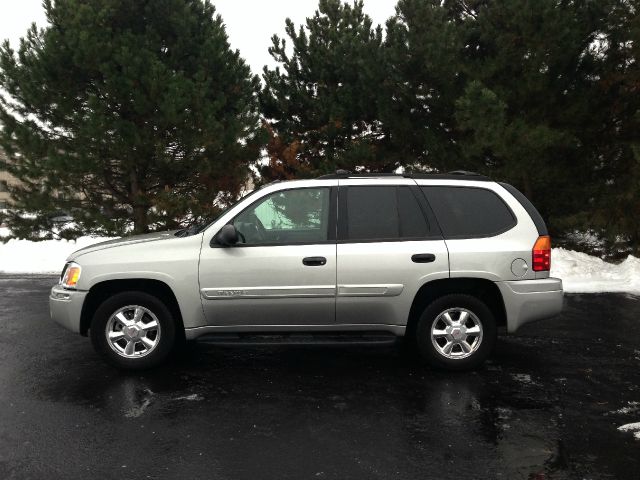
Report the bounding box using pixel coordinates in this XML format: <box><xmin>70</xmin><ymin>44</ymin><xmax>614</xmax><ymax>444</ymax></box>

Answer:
<box><xmin>261</xmin><ymin>0</ymin><xmax>387</xmax><ymax>179</ymax></box>
<box><xmin>448</xmin><ymin>0</ymin><xmax>616</xmax><ymax>234</ymax></box>
<box><xmin>382</xmin><ymin>0</ymin><xmax>466</xmax><ymax>172</ymax></box>
<box><xmin>0</xmin><ymin>0</ymin><xmax>261</xmax><ymax>239</ymax></box>
<box><xmin>586</xmin><ymin>0</ymin><xmax>640</xmax><ymax>253</ymax></box>
<box><xmin>384</xmin><ymin>0</ymin><xmax>640</xmax><ymax>251</ymax></box>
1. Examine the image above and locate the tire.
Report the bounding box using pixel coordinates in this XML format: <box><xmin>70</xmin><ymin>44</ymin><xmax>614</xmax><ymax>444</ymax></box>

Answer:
<box><xmin>414</xmin><ymin>294</ymin><xmax>497</xmax><ymax>371</ymax></box>
<box><xmin>90</xmin><ymin>291</ymin><xmax>176</xmax><ymax>370</ymax></box>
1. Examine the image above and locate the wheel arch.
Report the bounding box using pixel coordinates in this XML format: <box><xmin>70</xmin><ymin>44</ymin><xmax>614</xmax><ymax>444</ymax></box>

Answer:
<box><xmin>80</xmin><ymin>278</ymin><xmax>185</xmax><ymax>339</ymax></box>
<box><xmin>406</xmin><ymin>277</ymin><xmax>507</xmax><ymax>337</ymax></box>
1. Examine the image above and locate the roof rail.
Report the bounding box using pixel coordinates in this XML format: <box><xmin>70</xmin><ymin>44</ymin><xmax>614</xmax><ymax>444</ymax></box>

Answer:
<box><xmin>316</xmin><ymin>169</ymin><xmax>490</xmax><ymax>181</ymax></box>
<box><xmin>316</xmin><ymin>171</ymin><xmax>403</xmax><ymax>179</ymax></box>
<box><xmin>447</xmin><ymin>170</ymin><xmax>483</xmax><ymax>176</ymax></box>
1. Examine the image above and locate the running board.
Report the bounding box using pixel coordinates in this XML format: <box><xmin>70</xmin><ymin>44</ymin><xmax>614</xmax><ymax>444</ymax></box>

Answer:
<box><xmin>196</xmin><ymin>332</ymin><xmax>400</xmax><ymax>347</ymax></box>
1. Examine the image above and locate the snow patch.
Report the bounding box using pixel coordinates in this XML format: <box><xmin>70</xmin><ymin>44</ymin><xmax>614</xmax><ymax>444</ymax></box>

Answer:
<box><xmin>618</xmin><ymin>422</ymin><xmax>640</xmax><ymax>440</ymax></box>
<box><xmin>123</xmin><ymin>389</ymin><xmax>154</xmax><ymax>418</ymax></box>
<box><xmin>510</xmin><ymin>373</ymin><xmax>542</xmax><ymax>386</ymax></box>
<box><xmin>0</xmin><ymin>233</ymin><xmax>116</xmax><ymax>274</ymax></box>
<box><xmin>511</xmin><ymin>373</ymin><xmax>532</xmax><ymax>383</ymax></box>
<box><xmin>551</xmin><ymin>248</ymin><xmax>640</xmax><ymax>295</ymax></box>
<box><xmin>172</xmin><ymin>393</ymin><xmax>204</xmax><ymax>402</ymax></box>
<box><xmin>608</xmin><ymin>402</ymin><xmax>640</xmax><ymax>416</ymax></box>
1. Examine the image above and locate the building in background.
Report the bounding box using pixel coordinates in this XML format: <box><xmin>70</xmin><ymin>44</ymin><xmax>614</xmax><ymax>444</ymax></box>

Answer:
<box><xmin>0</xmin><ymin>149</ymin><xmax>19</xmax><ymax>210</ymax></box>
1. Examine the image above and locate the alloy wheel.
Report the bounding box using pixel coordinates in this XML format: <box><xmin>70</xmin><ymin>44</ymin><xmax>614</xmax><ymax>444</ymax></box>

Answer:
<box><xmin>430</xmin><ymin>308</ymin><xmax>483</xmax><ymax>360</ymax></box>
<box><xmin>105</xmin><ymin>305</ymin><xmax>161</xmax><ymax>358</ymax></box>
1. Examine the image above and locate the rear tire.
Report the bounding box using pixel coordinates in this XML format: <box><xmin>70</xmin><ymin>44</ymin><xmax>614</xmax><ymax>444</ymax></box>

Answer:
<box><xmin>90</xmin><ymin>291</ymin><xmax>176</xmax><ymax>370</ymax></box>
<box><xmin>414</xmin><ymin>294</ymin><xmax>496</xmax><ymax>371</ymax></box>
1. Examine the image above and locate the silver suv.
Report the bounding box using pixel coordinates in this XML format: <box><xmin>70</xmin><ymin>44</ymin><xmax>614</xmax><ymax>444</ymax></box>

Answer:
<box><xmin>50</xmin><ymin>171</ymin><xmax>563</xmax><ymax>370</ymax></box>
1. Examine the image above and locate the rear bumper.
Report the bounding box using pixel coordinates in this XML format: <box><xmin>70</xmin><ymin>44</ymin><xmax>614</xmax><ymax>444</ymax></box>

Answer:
<box><xmin>49</xmin><ymin>285</ymin><xmax>87</xmax><ymax>334</ymax></box>
<box><xmin>496</xmin><ymin>278</ymin><xmax>563</xmax><ymax>333</ymax></box>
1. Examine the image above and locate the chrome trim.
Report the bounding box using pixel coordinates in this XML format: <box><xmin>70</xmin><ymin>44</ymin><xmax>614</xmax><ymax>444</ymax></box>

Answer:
<box><xmin>337</xmin><ymin>284</ymin><xmax>404</xmax><ymax>297</ymax></box>
<box><xmin>201</xmin><ymin>284</ymin><xmax>405</xmax><ymax>300</ymax></box>
<box><xmin>200</xmin><ymin>285</ymin><xmax>336</xmax><ymax>300</ymax></box>
<box><xmin>50</xmin><ymin>289</ymin><xmax>71</xmax><ymax>301</ymax></box>
<box><xmin>59</xmin><ymin>263</ymin><xmax>69</xmax><ymax>284</ymax></box>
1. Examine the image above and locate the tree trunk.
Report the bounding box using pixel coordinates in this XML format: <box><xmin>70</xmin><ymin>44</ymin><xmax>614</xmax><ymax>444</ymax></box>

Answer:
<box><xmin>133</xmin><ymin>204</ymin><xmax>149</xmax><ymax>234</ymax></box>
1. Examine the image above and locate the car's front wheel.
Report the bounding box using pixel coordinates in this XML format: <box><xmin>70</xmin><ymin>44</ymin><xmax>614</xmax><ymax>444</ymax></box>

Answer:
<box><xmin>90</xmin><ymin>291</ymin><xmax>176</xmax><ymax>370</ymax></box>
<box><xmin>415</xmin><ymin>294</ymin><xmax>497</xmax><ymax>371</ymax></box>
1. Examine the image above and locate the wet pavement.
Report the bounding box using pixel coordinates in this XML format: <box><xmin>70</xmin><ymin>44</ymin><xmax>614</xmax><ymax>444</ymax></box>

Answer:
<box><xmin>0</xmin><ymin>275</ymin><xmax>639</xmax><ymax>479</ymax></box>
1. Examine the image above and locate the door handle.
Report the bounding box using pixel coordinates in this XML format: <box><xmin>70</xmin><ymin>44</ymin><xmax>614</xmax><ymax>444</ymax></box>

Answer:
<box><xmin>412</xmin><ymin>253</ymin><xmax>436</xmax><ymax>263</ymax></box>
<box><xmin>303</xmin><ymin>256</ymin><xmax>327</xmax><ymax>266</ymax></box>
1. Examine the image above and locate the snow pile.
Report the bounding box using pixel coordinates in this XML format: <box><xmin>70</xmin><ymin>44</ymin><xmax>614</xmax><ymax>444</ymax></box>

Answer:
<box><xmin>551</xmin><ymin>248</ymin><xmax>640</xmax><ymax>295</ymax></box>
<box><xmin>0</xmin><ymin>228</ymin><xmax>115</xmax><ymax>274</ymax></box>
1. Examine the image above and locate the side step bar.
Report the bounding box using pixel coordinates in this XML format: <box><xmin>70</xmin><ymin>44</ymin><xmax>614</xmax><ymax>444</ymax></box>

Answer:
<box><xmin>196</xmin><ymin>332</ymin><xmax>400</xmax><ymax>347</ymax></box>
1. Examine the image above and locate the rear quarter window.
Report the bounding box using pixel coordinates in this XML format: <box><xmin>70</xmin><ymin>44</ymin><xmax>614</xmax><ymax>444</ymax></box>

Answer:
<box><xmin>498</xmin><ymin>182</ymin><xmax>548</xmax><ymax>235</ymax></box>
<box><xmin>421</xmin><ymin>186</ymin><xmax>516</xmax><ymax>239</ymax></box>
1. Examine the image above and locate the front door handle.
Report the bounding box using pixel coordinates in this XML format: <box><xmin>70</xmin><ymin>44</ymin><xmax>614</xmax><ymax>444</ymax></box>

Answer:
<box><xmin>303</xmin><ymin>256</ymin><xmax>327</xmax><ymax>266</ymax></box>
<box><xmin>412</xmin><ymin>253</ymin><xmax>436</xmax><ymax>263</ymax></box>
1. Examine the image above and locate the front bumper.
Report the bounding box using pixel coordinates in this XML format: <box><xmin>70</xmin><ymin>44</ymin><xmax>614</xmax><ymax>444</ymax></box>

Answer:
<box><xmin>496</xmin><ymin>277</ymin><xmax>563</xmax><ymax>333</ymax></box>
<box><xmin>49</xmin><ymin>285</ymin><xmax>87</xmax><ymax>334</ymax></box>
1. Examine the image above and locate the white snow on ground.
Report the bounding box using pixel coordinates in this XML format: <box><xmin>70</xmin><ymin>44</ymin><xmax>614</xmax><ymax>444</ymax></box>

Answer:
<box><xmin>551</xmin><ymin>248</ymin><xmax>640</xmax><ymax>295</ymax></box>
<box><xmin>1</xmin><ymin>226</ymin><xmax>640</xmax><ymax>296</ymax></box>
<box><xmin>0</xmin><ymin>227</ymin><xmax>115</xmax><ymax>274</ymax></box>
<box><xmin>618</xmin><ymin>422</ymin><xmax>640</xmax><ymax>440</ymax></box>
<box><xmin>608</xmin><ymin>402</ymin><xmax>640</xmax><ymax>415</ymax></box>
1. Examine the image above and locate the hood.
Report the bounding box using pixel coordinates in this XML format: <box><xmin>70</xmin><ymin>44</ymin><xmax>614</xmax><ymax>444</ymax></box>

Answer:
<box><xmin>68</xmin><ymin>230</ymin><xmax>180</xmax><ymax>261</ymax></box>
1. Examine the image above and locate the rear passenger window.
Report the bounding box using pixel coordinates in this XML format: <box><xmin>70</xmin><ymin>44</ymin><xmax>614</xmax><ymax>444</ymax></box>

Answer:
<box><xmin>344</xmin><ymin>186</ymin><xmax>429</xmax><ymax>241</ymax></box>
<box><xmin>421</xmin><ymin>186</ymin><xmax>516</xmax><ymax>239</ymax></box>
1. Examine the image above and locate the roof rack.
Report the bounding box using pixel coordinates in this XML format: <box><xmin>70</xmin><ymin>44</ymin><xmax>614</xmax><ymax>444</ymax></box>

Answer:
<box><xmin>316</xmin><ymin>170</ymin><xmax>490</xmax><ymax>181</ymax></box>
<box><xmin>448</xmin><ymin>170</ymin><xmax>483</xmax><ymax>176</ymax></box>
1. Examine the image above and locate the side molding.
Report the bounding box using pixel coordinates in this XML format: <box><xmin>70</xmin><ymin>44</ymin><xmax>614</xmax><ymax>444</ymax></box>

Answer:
<box><xmin>201</xmin><ymin>285</ymin><xmax>336</xmax><ymax>300</ymax></box>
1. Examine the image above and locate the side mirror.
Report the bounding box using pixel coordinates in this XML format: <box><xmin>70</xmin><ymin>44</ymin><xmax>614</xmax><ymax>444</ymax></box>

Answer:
<box><xmin>215</xmin><ymin>224</ymin><xmax>239</xmax><ymax>246</ymax></box>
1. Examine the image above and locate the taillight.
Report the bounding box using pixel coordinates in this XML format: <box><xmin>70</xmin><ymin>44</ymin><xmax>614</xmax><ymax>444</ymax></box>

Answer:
<box><xmin>532</xmin><ymin>236</ymin><xmax>551</xmax><ymax>271</ymax></box>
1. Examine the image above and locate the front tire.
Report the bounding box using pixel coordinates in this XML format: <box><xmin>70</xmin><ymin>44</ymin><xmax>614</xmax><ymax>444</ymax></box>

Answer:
<box><xmin>415</xmin><ymin>294</ymin><xmax>496</xmax><ymax>371</ymax></box>
<box><xmin>90</xmin><ymin>291</ymin><xmax>176</xmax><ymax>370</ymax></box>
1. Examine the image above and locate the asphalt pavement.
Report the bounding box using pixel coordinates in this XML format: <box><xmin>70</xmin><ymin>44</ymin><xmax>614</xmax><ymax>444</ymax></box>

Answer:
<box><xmin>1</xmin><ymin>275</ymin><xmax>639</xmax><ymax>480</ymax></box>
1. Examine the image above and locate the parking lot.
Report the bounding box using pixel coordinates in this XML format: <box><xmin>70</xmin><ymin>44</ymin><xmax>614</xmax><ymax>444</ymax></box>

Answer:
<box><xmin>1</xmin><ymin>274</ymin><xmax>639</xmax><ymax>479</ymax></box>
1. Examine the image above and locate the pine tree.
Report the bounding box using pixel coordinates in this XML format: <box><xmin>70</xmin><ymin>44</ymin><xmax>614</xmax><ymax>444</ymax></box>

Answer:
<box><xmin>260</xmin><ymin>0</ymin><xmax>387</xmax><ymax>179</ymax></box>
<box><xmin>382</xmin><ymin>0</ymin><xmax>466</xmax><ymax>172</ymax></box>
<box><xmin>587</xmin><ymin>0</ymin><xmax>640</xmax><ymax>254</ymax></box>
<box><xmin>0</xmin><ymin>0</ymin><xmax>262</xmax><ymax>239</ymax></box>
<box><xmin>448</xmin><ymin>0</ymin><xmax>617</xmax><ymax>234</ymax></box>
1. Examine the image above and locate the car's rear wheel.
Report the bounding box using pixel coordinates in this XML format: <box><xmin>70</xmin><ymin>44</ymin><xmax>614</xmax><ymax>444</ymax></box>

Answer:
<box><xmin>415</xmin><ymin>294</ymin><xmax>496</xmax><ymax>371</ymax></box>
<box><xmin>90</xmin><ymin>291</ymin><xmax>176</xmax><ymax>370</ymax></box>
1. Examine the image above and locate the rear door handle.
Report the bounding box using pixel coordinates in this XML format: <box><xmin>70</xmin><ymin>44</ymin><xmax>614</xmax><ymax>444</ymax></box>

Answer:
<box><xmin>412</xmin><ymin>253</ymin><xmax>436</xmax><ymax>263</ymax></box>
<box><xmin>303</xmin><ymin>256</ymin><xmax>327</xmax><ymax>266</ymax></box>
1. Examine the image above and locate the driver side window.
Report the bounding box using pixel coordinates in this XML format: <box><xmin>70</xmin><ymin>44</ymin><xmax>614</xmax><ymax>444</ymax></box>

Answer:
<box><xmin>233</xmin><ymin>187</ymin><xmax>331</xmax><ymax>245</ymax></box>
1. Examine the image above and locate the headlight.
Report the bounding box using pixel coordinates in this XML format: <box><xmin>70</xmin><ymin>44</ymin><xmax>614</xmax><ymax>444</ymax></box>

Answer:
<box><xmin>60</xmin><ymin>262</ymin><xmax>81</xmax><ymax>289</ymax></box>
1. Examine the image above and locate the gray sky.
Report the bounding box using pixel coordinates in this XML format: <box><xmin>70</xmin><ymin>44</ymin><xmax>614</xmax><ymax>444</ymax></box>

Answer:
<box><xmin>0</xmin><ymin>0</ymin><xmax>397</xmax><ymax>75</ymax></box>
